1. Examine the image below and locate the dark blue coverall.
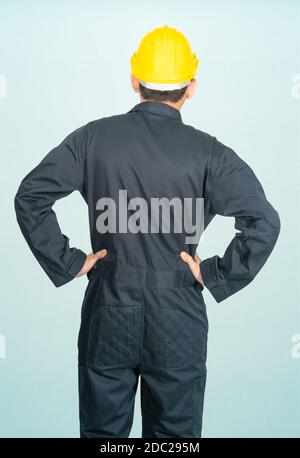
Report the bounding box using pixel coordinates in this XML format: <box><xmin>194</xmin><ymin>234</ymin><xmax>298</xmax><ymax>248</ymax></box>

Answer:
<box><xmin>14</xmin><ymin>101</ymin><xmax>280</xmax><ymax>437</ymax></box>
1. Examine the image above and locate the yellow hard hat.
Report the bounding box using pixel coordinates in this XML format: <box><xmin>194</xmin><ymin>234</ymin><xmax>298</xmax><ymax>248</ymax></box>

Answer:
<box><xmin>130</xmin><ymin>25</ymin><xmax>198</xmax><ymax>91</ymax></box>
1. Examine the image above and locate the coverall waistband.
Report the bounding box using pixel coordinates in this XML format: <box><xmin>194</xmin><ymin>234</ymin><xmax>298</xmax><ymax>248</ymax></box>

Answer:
<box><xmin>87</xmin><ymin>258</ymin><xmax>203</xmax><ymax>290</ymax></box>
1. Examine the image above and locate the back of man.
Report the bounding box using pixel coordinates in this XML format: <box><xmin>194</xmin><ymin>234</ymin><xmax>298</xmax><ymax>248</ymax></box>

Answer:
<box><xmin>14</xmin><ymin>25</ymin><xmax>280</xmax><ymax>438</ymax></box>
<box><xmin>86</xmin><ymin>101</ymin><xmax>210</xmax><ymax>269</ymax></box>
<box><xmin>74</xmin><ymin>102</ymin><xmax>211</xmax><ymax>437</ymax></box>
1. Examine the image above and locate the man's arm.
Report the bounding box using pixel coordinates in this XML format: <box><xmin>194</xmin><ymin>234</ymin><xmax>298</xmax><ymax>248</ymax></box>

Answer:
<box><xmin>201</xmin><ymin>139</ymin><xmax>280</xmax><ymax>302</ymax></box>
<box><xmin>182</xmin><ymin>139</ymin><xmax>280</xmax><ymax>303</ymax></box>
<box><xmin>14</xmin><ymin>126</ymin><xmax>88</xmax><ymax>287</ymax></box>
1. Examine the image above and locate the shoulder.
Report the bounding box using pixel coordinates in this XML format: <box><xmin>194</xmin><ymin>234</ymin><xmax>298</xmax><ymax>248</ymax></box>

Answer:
<box><xmin>177</xmin><ymin>125</ymin><xmax>242</xmax><ymax>176</ymax></box>
<box><xmin>206</xmin><ymin>137</ymin><xmax>249</xmax><ymax>177</ymax></box>
<box><xmin>180</xmin><ymin>122</ymin><xmax>216</xmax><ymax>150</ymax></box>
<box><xmin>87</xmin><ymin>112</ymin><xmax>133</xmax><ymax>129</ymax></box>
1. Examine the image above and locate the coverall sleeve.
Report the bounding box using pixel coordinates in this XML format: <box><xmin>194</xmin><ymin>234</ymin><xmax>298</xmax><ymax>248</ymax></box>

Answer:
<box><xmin>14</xmin><ymin>126</ymin><xmax>87</xmax><ymax>287</ymax></box>
<box><xmin>200</xmin><ymin>139</ymin><xmax>280</xmax><ymax>303</ymax></box>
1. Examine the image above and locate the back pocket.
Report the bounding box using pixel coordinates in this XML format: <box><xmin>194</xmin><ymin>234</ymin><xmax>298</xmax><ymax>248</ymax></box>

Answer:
<box><xmin>88</xmin><ymin>303</ymin><xmax>142</xmax><ymax>367</ymax></box>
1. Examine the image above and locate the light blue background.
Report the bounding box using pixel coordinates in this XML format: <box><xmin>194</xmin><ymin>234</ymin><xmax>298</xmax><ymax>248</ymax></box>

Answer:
<box><xmin>0</xmin><ymin>0</ymin><xmax>299</xmax><ymax>437</ymax></box>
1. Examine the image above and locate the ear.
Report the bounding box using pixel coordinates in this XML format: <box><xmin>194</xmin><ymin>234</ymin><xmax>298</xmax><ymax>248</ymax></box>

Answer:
<box><xmin>130</xmin><ymin>74</ymin><xmax>140</xmax><ymax>93</ymax></box>
<box><xmin>185</xmin><ymin>79</ymin><xmax>197</xmax><ymax>100</ymax></box>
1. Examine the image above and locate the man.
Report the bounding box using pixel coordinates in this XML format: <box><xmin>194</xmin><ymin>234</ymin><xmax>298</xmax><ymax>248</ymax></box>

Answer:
<box><xmin>14</xmin><ymin>25</ymin><xmax>280</xmax><ymax>438</ymax></box>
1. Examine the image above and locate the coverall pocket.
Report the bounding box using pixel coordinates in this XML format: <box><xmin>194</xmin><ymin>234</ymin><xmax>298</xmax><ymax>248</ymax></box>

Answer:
<box><xmin>145</xmin><ymin>288</ymin><xmax>193</xmax><ymax>369</ymax></box>
<box><xmin>147</xmin><ymin>286</ymin><xmax>205</xmax><ymax>369</ymax></box>
<box><xmin>158</xmin><ymin>315</ymin><xmax>192</xmax><ymax>369</ymax></box>
<box><xmin>88</xmin><ymin>303</ymin><xmax>142</xmax><ymax>367</ymax></box>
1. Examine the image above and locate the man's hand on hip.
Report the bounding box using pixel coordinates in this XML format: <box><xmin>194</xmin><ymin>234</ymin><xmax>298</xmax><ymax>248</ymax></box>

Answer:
<box><xmin>180</xmin><ymin>251</ymin><xmax>204</xmax><ymax>287</ymax></box>
<box><xmin>76</xmin><ymin>249</ymin><xmax>107</xmax><ymax>277</ymax></box>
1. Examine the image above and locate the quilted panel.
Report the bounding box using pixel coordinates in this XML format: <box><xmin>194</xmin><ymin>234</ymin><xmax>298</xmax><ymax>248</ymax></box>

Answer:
<box><xmin>142</xmin><ymin>285</ymin><xmax>208</xmax><ymax>369</ymax></box>
<box><xmin>88</xmin><ymin>304</ymin><xmax>142</xmax><ymax>367</ymax></box>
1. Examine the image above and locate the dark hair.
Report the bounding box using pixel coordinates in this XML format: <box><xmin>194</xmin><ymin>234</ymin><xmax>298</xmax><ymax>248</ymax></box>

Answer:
<box><xmin>139</xmin><ymin>83</ymin><xmax>187</xmax><ymax>103</ymax></box>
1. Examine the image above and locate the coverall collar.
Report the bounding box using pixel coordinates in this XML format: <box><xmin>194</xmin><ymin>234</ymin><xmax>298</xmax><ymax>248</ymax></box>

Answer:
<box><xmin>128</xmin><ymin>101</ymin><xmax>182</xmax><ymax>121</ymax></box>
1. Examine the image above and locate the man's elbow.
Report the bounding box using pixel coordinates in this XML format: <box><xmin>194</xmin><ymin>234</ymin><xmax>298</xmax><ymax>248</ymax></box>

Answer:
<box><xmin>269</xmin><ymin>208</ymin><xmax>281</xmax><ymax>241</ymax></box>
<box><xmin>14</xmin><ymin>185</ymin><xmax>21</xmax><ymax>212</ymax></box>
<box><xmin>263</xmin><ymin>206</ymin><xmax>281</xmax><ymax>254</ymax></box>
<box><xmin>14</xmin><ymin>183</ymin><xmax>28</xmax><ymax>227</ymax></box>
<box><xmin>14</xmin><ymin>186</ymin><xmax>24</xmax><ymax>220</ymax></box>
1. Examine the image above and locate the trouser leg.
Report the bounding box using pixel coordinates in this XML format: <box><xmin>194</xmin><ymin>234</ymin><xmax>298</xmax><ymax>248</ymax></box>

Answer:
<box><xmin>77</xmin><ymin>263</ymin><xmax>143</xmax><ymax>438</ymax></box>
<box><xmin>141</xmin><ymin>282</ymin><xmax>208</xmax><ymax>438</ymax></box>
<box><xmin>141</xmin><ymin>365</ymin><xmax>206</xmax><ymax>438</ymax></box>
<box><xmin>79</xmin><ymin>365</ymin><xmax>139</xmax><ymax>438</ymax></box>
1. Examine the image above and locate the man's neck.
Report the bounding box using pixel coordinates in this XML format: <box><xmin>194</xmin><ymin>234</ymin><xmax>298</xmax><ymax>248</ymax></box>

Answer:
<box><xmin>140</xmin><ymin>98</ymin><xmax>183</xmax><ymax>111</ymax></box>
